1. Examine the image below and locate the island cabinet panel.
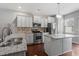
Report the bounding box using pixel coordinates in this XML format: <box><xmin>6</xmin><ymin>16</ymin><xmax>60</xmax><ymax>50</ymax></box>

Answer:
<box><xmin>62</xmin><ymin>38</ymin><xmax>72</xmax><ymax>53</ymax></box>
<box><xmin>49</xmin><ymin>39</ymin><xmax>63</xmax><ymax>56</ymax></box>
<box><xmin>44</xmin><ymin>36</ymin><xmax>51</xmax><ymax>55</ymax></box>
<box><xmin>44</xmin><ymin>36</ymin><xmax>63</xmax><ymax>56</ymax></box>
<box><xmin>43</xmin><ymin>35</ymin><xmax>72</xmax><ymax>56</ymax></box>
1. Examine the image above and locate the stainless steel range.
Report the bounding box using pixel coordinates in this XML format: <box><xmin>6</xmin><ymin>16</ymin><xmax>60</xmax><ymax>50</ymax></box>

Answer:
<box><xmin>33</xmin><ymin>32</ymin><xmax>42</xmax><ymax>43</ymax></box>
<box><xmin>32</xmin><ymin>28</ymin><xmax>42</xmax><ymax>43</ymax></box>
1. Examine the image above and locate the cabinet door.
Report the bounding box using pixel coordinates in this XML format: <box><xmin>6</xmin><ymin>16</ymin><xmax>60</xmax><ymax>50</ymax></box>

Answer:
<box><xmin>43</xmin><ymin>17</ymin><xmax>47</xmax><ymax>27</ymax></box>
<box><xmin>25</xmin><ymin>17</ymin><xmax>28</xmax><ymax>27</ymax></box>
<box><xmin>63</xmin><ymin>38</ymin><xmax>72</xmax><ymax>53</ymax></box>
<box><xmin>26</xmin><ymin>34</ymin><xmax>33</xmax><ymax>44</ymax></box>
<box><xmin>44</xmin><ymin>36</ymin><xmax>63</xmax><ymax>56</ymax></box>
<box><xmin>50</xmin><ymin>39</ymin><xmax>63</xmax><ymax>56</ymax></box>
<box><xmin>44</xmin><ymin>36</ymin><xmax>51</xmax><ymax>55</ymax></box>
<box><xmin>26</xmin><ymin>17</ymin><xmax>29</xmax><ymax>27</ymax></box>
<box><xmin>48</xmin><ymin>17</ymin><xmax>54</xmax><ymax>23</ymax></box>
<box><xmin>25</xmin><ymin>16</ymin><xmax>32</xmax><ymax>27</ymax></box>
<box><xmin>17</xmin><ymin>16</ymin><xmax>22</xmax><ymax>27</ymax></box>
<box><xmin>40</xmin><ymin>17</ymin><xmax>47</xmax><ymax>27</ymax></box>
<box><xmin>34</xmin><ymin>16</ymin><xmax>41</xmax><ymax>23</ymax></box>
<box><xmin>17</xmin><ymin>16</ymin><xmax>32</xmax><ymax>27</ymax></box>
<box><xmin>41</xmin><ymin>17</ymin><xmax>44</xmax><ymax>27</ymax></box>
<box><xmin>34</xmin><ymin>16</ymin><xmax>37</xmax><ymax>23</ymax></box>
<box><xmin>28</xmin><ymin>17</ymin><xmax>32</xmax><ymax>27</ymax></box>
<box><xmin>48</xmin><ymin>17</ymin><xmax>52</xmax><ymax>23</ymax></box>
<box><xmin>21</xmin><ymin>16</ymin><xmax>25</xmax><ymax>27</ymax></box>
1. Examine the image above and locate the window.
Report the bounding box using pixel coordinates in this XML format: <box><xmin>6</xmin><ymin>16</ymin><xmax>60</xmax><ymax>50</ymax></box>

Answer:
<box><xmin>64</xmin><ymin>18</ymin><xmax>74</xmax><ymax>34</ymax></box>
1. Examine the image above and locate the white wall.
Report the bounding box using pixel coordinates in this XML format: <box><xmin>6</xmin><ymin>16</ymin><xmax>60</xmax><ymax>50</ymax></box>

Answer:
<box><xmin>0</xmin><ymin>8</ymin><xmax>32</xmax><ymax>38</ymax></box>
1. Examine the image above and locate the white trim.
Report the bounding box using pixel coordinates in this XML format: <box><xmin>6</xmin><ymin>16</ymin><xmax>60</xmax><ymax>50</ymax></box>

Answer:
<box><xmin>46</xmin><ymin>50</ymin><xmax>72</xmax><ymax>56</ymax></box>
<box><xmin>63</xmin><ymin>50</ymin><xmax>72</xmax><ymax>54</ymax></box>
<box><xmin>72</xmin><ymin>42</ymin><xmax>79</xmax><ymax>44</ymax></box>
<box><xmin>57</xmin><ymin>50</ymin><xmax>72</xmax><ymax>56</ymax></box>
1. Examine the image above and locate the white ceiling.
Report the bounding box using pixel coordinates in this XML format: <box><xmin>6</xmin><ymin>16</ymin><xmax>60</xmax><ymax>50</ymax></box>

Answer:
<box><xmin>0</xmin><ymin>3</ymin><xmax>79</xmax><ymax>16</ymax></box>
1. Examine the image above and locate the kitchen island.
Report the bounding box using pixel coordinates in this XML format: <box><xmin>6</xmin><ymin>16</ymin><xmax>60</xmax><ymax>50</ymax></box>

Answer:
<box><xmin>43</xmin><ymin>34</ymin><xmax>79</xmax><ymax>56</ymax></box>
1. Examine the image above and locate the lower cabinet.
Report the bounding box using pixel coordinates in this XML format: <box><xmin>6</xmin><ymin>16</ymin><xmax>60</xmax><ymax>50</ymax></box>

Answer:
<box><xmin>62</xmin><ymin>38</ymin><xmax>72</xmax><ymax>53</ymax></box>
<box><xmin>44</xmin><ymin>37</ymin><xmax>62</xmax><ymax>56</ymax></box>
<box><xmin>43</xmin><ymin>36</ymin><xmax>51</xmax><ymax>55</ymax></box>
<box><xmin>26</xmin><ymin>34</ymin><xmax>33</xmax><ymax>44</ymax></box>
<box><xmin>44</xmin><ymin>36</ymin><xmax>72</xmax><ymax>56</ymax></box>
<box><xmin>49</xmin><ymin>39</ymin><xmax>63</xmax><ymax>56</ymax></box>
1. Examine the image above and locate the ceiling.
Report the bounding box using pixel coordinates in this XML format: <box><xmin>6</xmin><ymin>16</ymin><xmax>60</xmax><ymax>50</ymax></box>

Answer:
<box><xmin>0</xmin><ymin>3</ymin><xmax>79</xmax><ymax>16</ymax></box>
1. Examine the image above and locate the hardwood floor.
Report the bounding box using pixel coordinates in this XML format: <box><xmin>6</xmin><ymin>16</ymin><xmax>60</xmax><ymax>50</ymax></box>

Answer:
<box><xmin>26</xmin><ymin>43</ymin><xmax>79</xmax><ymax>56</ymax></box>
<box><xmin>61</xmin><ymin>43</ymin><xmax>79</xmax><ymax>56</ymax></box>
<box><xmin>72</xmin><ymin>43</ymin><xmax>79</xmax><ymax>56</ymax></box>
<box><xmin>26</xmin><ymin>43</ymin><xmax>48</xmax><ymax>56</ymax></box>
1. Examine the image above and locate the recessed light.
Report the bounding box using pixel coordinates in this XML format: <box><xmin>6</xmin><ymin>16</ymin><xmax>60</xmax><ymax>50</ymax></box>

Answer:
<box><xmin>18</xmin><ymin>6</ymin><xmax>22</xmax><ymax>9</ymax></box>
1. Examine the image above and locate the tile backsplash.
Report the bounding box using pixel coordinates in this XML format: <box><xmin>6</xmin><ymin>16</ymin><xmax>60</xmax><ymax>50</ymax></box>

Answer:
<box><xmin>17</xmin><ymin>27</ymin><xmax>45</xmax><ymax>34</ymax></box>
<box><xmin>17</xmin><ymin>27</ymin><xmax>32</xmax><ymax>34</ymax></box>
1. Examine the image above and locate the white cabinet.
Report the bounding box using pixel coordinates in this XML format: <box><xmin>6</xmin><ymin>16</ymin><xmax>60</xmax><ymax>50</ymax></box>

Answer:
<box><xmin>44</xmin><ymin>35</ymin><xmax>72</xmax><ymax>56</ymax></box>
<box><xmin>44</xmin><ymin>19</ymin><xmax>48</xmax><ymax>27</ymax></box>
<box><xmin>28</xmin><ymin>17</ymin><xmax>32</xmax><ymax>27</ymax></box>
<box><xmin>33</xmin><ymin>16</ymin><xmax>55</xmax><ymax>27</ymax></box>
<box><xmin>25</xmin><ymin>17</ymin><xmax>28</xmax><ymax>27</ymax></box>
<box><xmin>48</xmin><ymin>17</ymin><xmax>55</xmax><ymax>23</ymax></box>
<box><xmin>34</xmin><ymin>16</ymin><xmax>41</xmax><ymax>23</ymax></box>
<box><xmin>63</xmin><ymin>38</ymin><xmax>72</xmax><ymax>53</ymax></box>
<box><xmin>48</xmin><ymin>17</ymin><xmax>53</xmax><ymax>23</ymax></box>
<box><xmin>50</xmin><ymin>39</ymin><xmax>62</xmax><ymax>56</ymax></box>
<box><xmin>34</xmin><ymin>16</ymin><xmax>48</xmax><ymax>27</ymax></box>
<box><xmin>17</xmin><ymin>16</ymin><xmax>32</xmax><ymax>27</ymax></box>
<box><xmin>26</xmin><ymin>34</ymin><xmax>33</xmax><ymax>44</ymax></box>
<box><xmin>44</xmin><ymin>36</ymin><xmax>63</xmax><ymax>56</ymax></box>
<box><xmin>21</xmin><ymin>16</ymin><xmax>25</xmax><ymax>27</ymax></box>
<box><xmin>17</xmin><ymin>16</ymin><xmax>22</xmax><ymax>27</ymax></box>
<box><xmin>43</xmin><ymin>36</ymin><xmax>51</xmax><ymax>55</ymax></box>
<box><xmin>41</xmin><ymin>17</ymin><xmax>48</xmax><ymax>27</ymax></box>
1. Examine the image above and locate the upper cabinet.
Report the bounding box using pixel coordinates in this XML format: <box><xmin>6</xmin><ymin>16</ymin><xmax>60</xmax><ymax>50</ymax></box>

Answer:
<box><xmin>17</xmin><ymin>16</ymin><xmax>22</xmax><ymax>27</ymax></box>
<box><xmin>33</xmin><ymin>16</ymin><xmax>48</xmax><ymax>27</ymax></box>
<box><xmin>16</xmin><ymin>15</ymin><xmax>33</xmax><ymax>27</ymax></box>
<box><xmin>48</xmin><ymin>17</ymin><xmax>55</xmax><ymax>23</ymax></box>
<box><xmin>16</xmin><ymin>15</ymin><xmax>55</xmax><ymax>28</ymax></box>
<box><xmin>33</xmin><ymin>16</ymin><xmax>41</xmax><ymax>23</ymax></box>
<box><xmin>41</xmin><ymin>17</ymin><xmax>48</xmax><ymax>27</ymax></box>
<box><xmin>33</xmin><ymin>16</ymin><xmax>55</xmax><ymax>27</ymax></box>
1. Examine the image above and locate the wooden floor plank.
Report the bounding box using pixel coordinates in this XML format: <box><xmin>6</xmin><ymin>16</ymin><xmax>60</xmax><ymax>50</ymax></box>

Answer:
<box><xmin>26</xmin><ymin>43</ymin><xmax>48</xmax><ymax>56</ymax></box>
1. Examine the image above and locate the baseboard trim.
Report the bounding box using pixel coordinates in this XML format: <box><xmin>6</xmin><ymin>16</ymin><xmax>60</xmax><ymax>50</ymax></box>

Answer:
<box><xmin>72</xmin><ymin>42</ymin><xmax>79</xmax><ymax>44</ymax></box>
<box><xmin>58</xmin><ymin>50</ymin><xmax>72</xmax><ymax>56</ymax></box>
<box><xmin>45</xmin><ymin>50</ymin><xmax>72</xmax><ymax>56</ymax></box>
<box><xmin>63</xmin><ymin>50</ymin><xmax>72</xmax><ymax>54</ymax></box>
<box><xmin>43</xmin><ymin>51</ymin><xmax>48</xmax><ymax>56</ymax></box>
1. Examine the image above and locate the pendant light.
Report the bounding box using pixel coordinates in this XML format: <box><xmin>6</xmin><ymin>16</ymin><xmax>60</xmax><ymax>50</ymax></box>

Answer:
<box><xmin>56</xmin><ymin>3</ymin><xmax>62</xmax><ymax>18</ymax></box>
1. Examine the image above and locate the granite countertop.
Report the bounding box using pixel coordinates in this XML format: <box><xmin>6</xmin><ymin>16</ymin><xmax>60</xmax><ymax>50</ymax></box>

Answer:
<box><xmin>44</xmin><ymin>34</ymin><xmax>79</xmax><ymax>39</ymax></box>
<box><xmin>0</xmin><ymin>33</ymin><xmax>27</xmax><ymax>56</ymax></box>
